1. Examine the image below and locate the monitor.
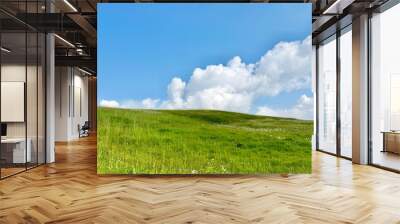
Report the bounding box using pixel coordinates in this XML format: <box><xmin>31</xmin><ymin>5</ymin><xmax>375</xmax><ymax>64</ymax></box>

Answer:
<box><xmin>1</xmin><ymin>123</ymin><xmax>7</xmax><ymax>137</ymax></box>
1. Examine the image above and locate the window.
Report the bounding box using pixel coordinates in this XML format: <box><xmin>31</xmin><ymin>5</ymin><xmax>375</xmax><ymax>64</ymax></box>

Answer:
<box><xmin>370</xmin><ymin>3</ymin><xmax>400</xmax><ymax>171</ymax></box>
<box><xmin>339</xmin><ymin>27</ymin><xmax>352</xmax><ymax>158</ymax></box>
<box><xmin>317</xmin><ymin>35</ymin><xmax>337</xmax><ymax>154</ymax></box>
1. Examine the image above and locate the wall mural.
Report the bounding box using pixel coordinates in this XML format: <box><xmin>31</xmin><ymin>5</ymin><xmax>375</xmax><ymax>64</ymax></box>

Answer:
<box><xmin>97</xmin><ymin>3</ymin><xmax>313</xmax><ymax>174</ymax></box>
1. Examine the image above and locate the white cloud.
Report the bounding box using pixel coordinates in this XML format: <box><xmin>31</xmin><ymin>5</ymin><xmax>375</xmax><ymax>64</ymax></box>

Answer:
<box><xmin>99</xmin><ymin>99</ymin><xmax>120</xmax><ymax>108</ymax></box>
<box><xmin>183</xmin><ymin>86</ymin><xmax>252</xmax><ymax>113</ymax></box>
<box><xmin>119</xmin><ymin>98</ymin><xmax>160</xmax><ymax>109</ymax></box>
<box><xmin>252</xmin><ymin>36</ymin><xmax>312</xmax><ymax>96</ymax></box>
<box><xmin>99</xmin><ymin>36</ymin><xmax>312</xmax><ymax>118</ymax></box>
<box><xmin>256</xmin><ymin>94</ymin><xmax>314</xmax><ymax>120</ymax></box>
<box><xmin>141</xmin><ymin>98</ymin><xmax>160</xmax><ymax>108</ymax></box>
<box><xmin>99</xmin><ymin>98</ymin><xmax>160</xmax><ymax>109</ymax></box>
<box><xmin>162</xmin><ymin>77</ymin><xmax>186</xmax><ymax>109</ymax></box>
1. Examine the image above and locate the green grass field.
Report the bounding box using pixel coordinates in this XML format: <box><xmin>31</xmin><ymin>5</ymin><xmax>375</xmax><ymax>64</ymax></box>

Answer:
<box><xmin>97</xmin><ymin>108</ymin><xmax>312</xmax><ymax>174</ymax></box>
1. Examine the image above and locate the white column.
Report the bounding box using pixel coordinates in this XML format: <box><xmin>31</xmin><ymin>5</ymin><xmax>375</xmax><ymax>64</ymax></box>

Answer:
<box><xmin>46</xmin><ymin>32</ymin><xmax>55</xmax><ymax>163</ymax></box>
<box><xmin>312</xmin><ymin>45</ymin><xmax>317</xmax><ymax>151</ymax></box>
<box><xmin>45</xmin><ymin>0</ymin><xmax>56</xmax><ymax>164</ymax></box>
<box><xmin>352</xmin><ymin>14</ymin><xmax>369</xmax><ymax>164</ymax></box>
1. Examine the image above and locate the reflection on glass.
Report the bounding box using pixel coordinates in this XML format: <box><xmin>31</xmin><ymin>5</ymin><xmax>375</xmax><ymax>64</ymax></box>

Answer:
<box><xmin>340</xmin><ymin>28</ymin><xmax>352</xmax><ymax>158</ymax></box>
<box><xmin>318</xmin><ymin>36</ymin><xmax>337</xmax><ymax>154</ymax></box>
<box><xmin>371</xmin><ymin>3</ymin><xmax>400</xmax><ymax>171</ymax></box>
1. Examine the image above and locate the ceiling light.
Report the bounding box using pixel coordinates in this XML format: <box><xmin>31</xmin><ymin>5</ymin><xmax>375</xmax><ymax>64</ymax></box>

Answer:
<box><xmin>76</xmin><ymin>48</ymin><xmax>85</xmax><ymax>55</ymax></box>
<box><xmin>54</xmin><ymin>34</ymin><xmax>75</xmax><ymax>48</ymax></box>
<box><xmin>78</xmin><ymin>67</ymin><xmax>93</xmax><ymax>76</ymax></box>
<box><xmin>63</xmin><ymin>0</ymin><xmax>78</xmax><ymax>12</ymax></box>
<box><xmin>1</xmin><ymin>47</ymin><xmax>11</xmax><ymax>53</ymax></box>
<box><xmin>323</xmin><ymin>0</ymin><xmax>341</xmax><ymax>14</ymax></box>
<box><xmin>323</xmin><ymin>0</ymin><xmax>355</xmax><ymax>15</ymax></box>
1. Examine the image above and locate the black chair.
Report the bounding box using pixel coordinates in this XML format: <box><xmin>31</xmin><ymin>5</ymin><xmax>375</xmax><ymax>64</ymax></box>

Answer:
<box><xmin>79</xmin><ymin>121</ymin><xmax>90</xmax><ymax>138</ymax></box>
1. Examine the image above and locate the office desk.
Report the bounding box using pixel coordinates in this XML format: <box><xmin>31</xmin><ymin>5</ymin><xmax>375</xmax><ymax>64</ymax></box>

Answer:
<box><xmin>382</xmin><ymin>131</ymin><xmax>400</xmax><ymax>154</ymax></box>
<box><xmin>1</xmin><ymin>138</ymin><xmax>31</xmax><ymax>163</ymax></box>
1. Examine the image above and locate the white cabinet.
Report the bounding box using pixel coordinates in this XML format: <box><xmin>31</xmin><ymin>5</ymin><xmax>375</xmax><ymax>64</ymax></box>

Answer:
<box><xmin>1</xmin><ymin>138</ymin><xmax>32</xmax><ymax>163</ymax></box>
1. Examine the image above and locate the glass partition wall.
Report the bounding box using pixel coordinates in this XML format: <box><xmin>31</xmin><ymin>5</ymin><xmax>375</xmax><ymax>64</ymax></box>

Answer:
<box><xmin>316</xmin><ymin>26</ymin><xmax>353</xmax><ymax>159</ymax></box>
<box><xmin>0</xmin><ymin>3</ymin><xmax>46</xmax><ymax>179</ymax></box>
<box><xmin>370</xmin><ymin>3</ymin><xmax>400</xmax><ymax>171</ymax></box>
<box><xmin>0</xmin><ymin>31</ymin><xmax>27</xmax><ymax>177</ymax></box>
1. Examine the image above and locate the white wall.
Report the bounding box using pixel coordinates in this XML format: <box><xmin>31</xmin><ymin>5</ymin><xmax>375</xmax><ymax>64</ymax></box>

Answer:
<box><xmin>1</xmin><ymin>65</ymin><xmax>26</xmax><ymax>135</ymax></box>
<box><xmin>55</xmin><ymin>66</ymin><xmax>70</xmax><ymax>141</ymax></box>
<box><xmin>55</xmin><ymin>67</ymin><xmax>89</xmax><ymax>141</ymax></box>
<box><xmin>1</xmin><ymin>63</ymin><xmax>47</xmax><ymax>164</ymax></box>
<box><xmin>72</xmin><ymin>73</ymin><xmax>89</xmax><ymax>138</ymax></box>
<box><xmin>1</xmin><ymin>65</ymin><xmax>40</xmax><ymax>137</ymax></box>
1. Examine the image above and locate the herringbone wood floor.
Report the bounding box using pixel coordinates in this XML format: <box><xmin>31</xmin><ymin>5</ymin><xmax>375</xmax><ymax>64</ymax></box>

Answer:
<box><xmin>1</xmin><ymin>135</ymin><xmax>400</xmax><ymax>224</ymax></box>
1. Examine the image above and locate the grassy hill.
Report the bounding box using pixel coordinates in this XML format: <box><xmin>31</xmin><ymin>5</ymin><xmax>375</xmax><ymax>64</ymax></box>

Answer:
<box><xmin>97</xmin><ymin>108</ymin><xmax>313</xmax><ymax>174</ymax></box>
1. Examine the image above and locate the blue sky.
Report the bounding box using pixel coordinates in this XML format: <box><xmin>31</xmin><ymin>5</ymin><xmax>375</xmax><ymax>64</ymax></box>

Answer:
<box><xmin>98</xmin><ymin>4</ymin><xmax>313</xmax><ymax>119</ymax></box>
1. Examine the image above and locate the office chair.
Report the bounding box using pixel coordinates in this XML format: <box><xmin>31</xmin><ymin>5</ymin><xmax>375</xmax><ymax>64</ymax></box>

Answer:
<box><xmin>79</xmin><ymin>121</ymin><xmax>90</xmax><ymax>138</ymax></box>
